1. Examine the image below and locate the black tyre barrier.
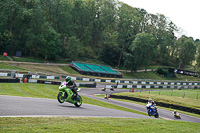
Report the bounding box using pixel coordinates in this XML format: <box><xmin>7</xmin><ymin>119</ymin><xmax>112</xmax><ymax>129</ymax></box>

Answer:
<box><xmin>0</xmin><ymin>78</ymin><xmax>20</xmax><ymax>83</ymax></box>
<box><xmin>110</xmin><ymin>95</ymin><xmax>200</xmax><ymax>115</ymax></box>
<box><xmin>79</xmin><ymin>82</ymin><xmax>97</xmax><ymax>88</ymax></box>
<box><xmin>37</xmin><ymin>80</ymin><xmax>61</xmax><ymax>85</ymax></box>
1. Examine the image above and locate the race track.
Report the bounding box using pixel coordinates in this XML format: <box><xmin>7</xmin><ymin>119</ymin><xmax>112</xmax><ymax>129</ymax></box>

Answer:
<box><xmin>0</xmin><ymin>95</ymin><xmax>151</xmax><ymax>119</ymax></box>
<box><xmin>0</xmin><ymin>87</ymin><xmax>200</xmax><ymax>123</ymax></box>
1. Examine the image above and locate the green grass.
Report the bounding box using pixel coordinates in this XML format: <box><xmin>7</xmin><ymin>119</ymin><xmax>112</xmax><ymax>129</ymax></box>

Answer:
<box><xmin>137</xmin><ymin>89</ymin><xmax>200</xmax><ymax>99</ymax></box>
<box><xmin>0</xmin><ymin>83</ymin><xmax>58</xmax><ymax>98</ymax></box>
<box><xmin>113</xmin><ymin>91</ymin><xmax>200</xmax><ymax>110</ymax></box>
<box><xmin>121</xmin><ymin>71</ymin><xmax>171</xmax><ymax>80</ymax></box>
<box><xmin>0</xmin><ymin>55</ymin><xmax>10</xmax><ymax>61</ymax></box>
<box><xmin>12</xmin><ymin>56</ymin><xmax>45</xmax><ymax>63</ymax></box>
<box><xmin>0</xmin><ymin>83</ymin><xmax>145</xmax><ymax>115</ymax></box>
<box><xmin>121</xmin><ymin>71</ymin><xmax>200</xmax><ymax>81</ymax></box>
<box><xmin>0</xmin><ymin>63</ymin><xmax>27</xmax><ymax>70</ymax></box>
<box><xmin>61</xmin><ymin>66</ymin><xmax>80</xmax><ymax>75</ymax></box>
<box><xmin>82</xmin><ymin>95</ymin><xmax>146</xmax><ymax>115</ymax></box>
<box><xmin>0</xmin><ymin>117</ymin><xmax>199</xmax><ymax>133</ymax></box>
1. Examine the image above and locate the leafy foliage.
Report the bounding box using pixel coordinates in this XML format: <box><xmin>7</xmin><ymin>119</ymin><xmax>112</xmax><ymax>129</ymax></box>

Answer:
<box><xmin>0</xmin><ymin>0</ymin><xmax>198</xmax><ymax>70</ymax></box>
<box><xmin>156</xmin><ymin>68</ymin><xmax>168</xmax><ymax>76</ymax></box>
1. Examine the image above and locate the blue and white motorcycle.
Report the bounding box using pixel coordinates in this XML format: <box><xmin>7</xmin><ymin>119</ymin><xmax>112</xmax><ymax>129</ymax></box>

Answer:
<box><xmin>146</xmin><ymin>102</ymin><xmax>159</xmax><ymax>118</ymax></box>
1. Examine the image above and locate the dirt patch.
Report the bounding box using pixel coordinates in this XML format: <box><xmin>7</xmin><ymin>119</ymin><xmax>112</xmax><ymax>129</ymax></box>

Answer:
<box><xmin>18</xmin><ymin>64</ymin><xmax>69</xmax><ymax>76</ymax></box>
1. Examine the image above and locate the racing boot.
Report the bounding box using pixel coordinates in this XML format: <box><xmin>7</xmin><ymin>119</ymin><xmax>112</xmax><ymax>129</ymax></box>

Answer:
<box><xmin>71</xmin><ymin>94</ymin><xmax>77</xmax><ymax>100</ymax></box>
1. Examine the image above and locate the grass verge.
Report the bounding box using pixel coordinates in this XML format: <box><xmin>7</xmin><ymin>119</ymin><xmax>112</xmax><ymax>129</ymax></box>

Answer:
<box><xmin>136</xmin><ymin>89</ymin><xmax>200</xmax><ymax>99</ymax></box>
<box><xmin>12</xmin><ymin>56</ymin><xmax>45</xmax><ymax>63</ymax></box>
<box><xmin>0</xmin><ymin>63</ymin><xmax>27</xmax><ymax>70</ymax></box>
<box><xmin>112</xmin><ymin>91</ymin><xmax>200</xmax><ymax>110</ymax></box>
<box><xmin>121</xmin><ymin>71</ymin><xmax>200</xmax><ymax>81</ymax></box>
<box><xmin>0</xmin><ymin>56</ymin><xmax>10</xmax><ymax>61</ymax></box>
<box><xmin>61</xmin><ymin>66</ymin><xmax>80</xmax><ymax>75</ymax></box>
<box><xmin>0</xmin><ymin>117</ymin><xmax>199</xmax><ymax>133</ymax></box>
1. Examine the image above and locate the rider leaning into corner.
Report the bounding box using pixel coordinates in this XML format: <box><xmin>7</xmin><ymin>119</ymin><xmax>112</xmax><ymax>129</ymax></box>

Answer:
<box><xmin>148</xmin><ymin>98</ymin><xmax>156</xmax><ymax>106</ymax></box>
<box><xmin>65</xmin><ymin>76</ymin><xmax>78</xmax><ymax>99</ymax></box>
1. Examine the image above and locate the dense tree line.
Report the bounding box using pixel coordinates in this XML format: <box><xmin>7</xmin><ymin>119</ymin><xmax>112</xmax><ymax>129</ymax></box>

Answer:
<box><xmin>0</xmin><ymin>0</ymin><xmax>199</xmax><ymax>71</ymax></box>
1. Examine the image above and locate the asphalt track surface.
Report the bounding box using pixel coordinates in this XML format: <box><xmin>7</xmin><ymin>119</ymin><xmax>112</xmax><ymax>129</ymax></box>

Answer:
<box><xmin>0</xmin><ymin>95</ymin><xmax>151</xmax><ymax>119</ymax></box>
<box><xmin>1</xmin><ymin>87</ymin><xmax>200</xmax><ymax>123</ymax></box>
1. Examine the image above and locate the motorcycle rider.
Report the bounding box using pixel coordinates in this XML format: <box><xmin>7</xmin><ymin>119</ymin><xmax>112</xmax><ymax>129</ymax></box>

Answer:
<box><xmin>152</xmin><ymin>100</ymin><xmax>156</xmax><ymax>106</ymax></box>
<box><xmin>65</xmin><ymin>76</ymin><xmax>78</xmax><ymax>100</ymax></box>
<box><xmin>148</xmin><ymin>98</ymin><xmax>156</xmax><ymax>114</ymax></box>
<box><xmin>174</xmin><ymin>110</ymin><xmax>177</xmax><ymax>115</ymax></box>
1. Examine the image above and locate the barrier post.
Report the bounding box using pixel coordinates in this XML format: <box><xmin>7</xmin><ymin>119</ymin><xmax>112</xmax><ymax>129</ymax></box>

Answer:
<box><xmin>24</xmin><ymin>78</ymin><xmax>27</xmax><ymax>83</ymax></box>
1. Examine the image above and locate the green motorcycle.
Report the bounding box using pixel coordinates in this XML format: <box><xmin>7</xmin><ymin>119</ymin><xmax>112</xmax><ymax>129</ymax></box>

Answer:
<box><xmin>57</xmin><ymin>82</ymin><xmax>82</xmax><ymax>107</ymax></box>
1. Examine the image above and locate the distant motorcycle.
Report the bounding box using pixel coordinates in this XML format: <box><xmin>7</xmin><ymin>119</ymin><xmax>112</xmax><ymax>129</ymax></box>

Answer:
<box><xmin>57</xmin><ymin>82</ymin><xmax>82</xmax><ymax>107</ymax></box>
<box><xmin>173</xmin><ymin>110</ymin><xmax>181</xmax><ymax>119</ymax></box>
<box><xmin>102</xmin><ymin>88</ymin><xmax>106</xmax><ymax>91</ymax></box>
<box><xmin>146</xmin><ymin>102</ymin><xmax>159</xmax><ymax>118</ymax></box>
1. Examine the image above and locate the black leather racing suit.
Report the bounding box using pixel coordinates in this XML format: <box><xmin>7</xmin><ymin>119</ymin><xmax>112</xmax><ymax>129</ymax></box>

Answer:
<box><xmin>66</xmin><ymin>80</ymin><xmax>78</xmax><ymax>95</ymax></box>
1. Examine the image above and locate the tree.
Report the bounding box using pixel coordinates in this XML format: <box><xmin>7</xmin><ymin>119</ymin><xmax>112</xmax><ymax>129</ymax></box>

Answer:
<box><xmin>123</xmin><ymin>52</ymin><xmax>137</xmax><ymax>73</ymax></box>
<box><xmin>63</xmin><ymin>36</ymin><xmax>82</xmax><ymax>61</ymax></box>
<box><xmin>194</xmin><ymin>40</ymin><xmax>200</xmax><ymax>73</ymax></box>
<box><xmin>130</xmin><ymin>33</ymin><xmax>156</xmax><ymax>72</ymax></box>
<box><xmin>176</xmin><ymin>36</ymin><xmax>196</xmax><ymax>68</ymax></box>
<box><xmin>0</xmin><ymin>0</ymin><xmax>22</xmax><ymax>55</ymax></box>
<box><xmin>99</xmin><ymin>44</ymin><xmax>120</xmax><ymax>67</ymax></box>
<box><xmin>117</xmin><ymin>2</ymin><xmax>141</xmax><ymax>70</ymax></box>
<box><xmin>145</xmin><ymin>14</ymin><xmax>178</xmax><ymax>66</ymax></box>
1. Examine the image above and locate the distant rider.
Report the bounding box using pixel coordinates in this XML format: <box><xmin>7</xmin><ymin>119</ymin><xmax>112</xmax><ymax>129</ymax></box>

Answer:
<box><xmin>174</xmin><ymin>110</ymin><xmax>177</xmax><ymax>115</ymax></box>
<box><xmin>148</xmin><ymin>98</ymin><xmax>156</xmax><ymax>113</ymax></box>
<box><xmin>65</xmin><ymin>76</ymin><xmax>78</xmax><ymax>99</ymax></box>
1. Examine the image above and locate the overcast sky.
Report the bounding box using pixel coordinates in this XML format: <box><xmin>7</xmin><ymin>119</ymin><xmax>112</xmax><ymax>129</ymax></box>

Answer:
<box><xmin>120</xmin><ymin>0</ymin><xmax>200</xmax><ymax>40</ymax></box>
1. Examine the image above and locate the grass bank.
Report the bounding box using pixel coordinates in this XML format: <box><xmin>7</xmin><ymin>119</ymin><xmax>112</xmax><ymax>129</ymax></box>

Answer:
<box><xmin>0</xmin><ymin>117</ymin><xmax>199</xmax><ymax>133</ymax></box>
<box><xmin>112</xmin><ymin>90</ymin><xmax>200</xmax><ymax>110</ymax></box>
<box><xmin>12</xmin><ymin>56</ymin><xmax>45</xmax><ymax>63</ymax></box>
<box><xmin>0</xmin><ymin>63</ymin><xmax>26</xmax><ymax>70</ymax></box>
<box><xmin>121</xmin><ymin>71</ymin><xmax>200</xmax><ymax>81</ymax></box>
<box><xmin>0</xmin><ymin>56</ymin><xmax>10</xmax><ymax>61</ymax></box>
<box><xmin>136</xmin><ymin>89</ymin><xmax>200</xmax><ymax>99</ymax></box>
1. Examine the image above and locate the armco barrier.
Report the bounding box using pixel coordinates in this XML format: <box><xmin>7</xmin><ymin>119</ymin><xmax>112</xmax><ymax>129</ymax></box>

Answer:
<box><xmin>0</xmin><ymin>78</ymin><xmax>20</xmax><ymax>83</ymax></box>
<box><xmin>79</xmin><ymin>82</ymin><xmax>97</xmax><ymax>88</ymax></box>
<box><xmin>110</xmin><ymin>95</ymin><xmax>200</xmax><ymax>115</ymax></box>
<box><xmin>36</xmin><ymin>80</ymin><xmax>96</xmax><ymax>88</ymax></box>
<box><xmin>1</xmin><ymin>72</ymin><xmax>200</xmax><ymax>88</ymax></box>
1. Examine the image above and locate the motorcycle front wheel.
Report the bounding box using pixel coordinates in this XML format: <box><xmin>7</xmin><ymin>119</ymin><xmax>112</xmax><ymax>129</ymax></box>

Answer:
<box><xmin>147</xmin><ymin>109</ymin><xmax>151</xmax><ymax>116</ymax></box>
<box><xmin>57</xmin><ymin>92</ymin><xmax>65</xmax><ymax>103</ymax></box>
<box><xmin>155</xmin><ymin>113</ymin><xmax>159</xmax><ymax>118</ymax></box>
<box><xmin>74</xmin><ymin>95</ymin><xmax>82</xmax><ymax>107</ymax></box>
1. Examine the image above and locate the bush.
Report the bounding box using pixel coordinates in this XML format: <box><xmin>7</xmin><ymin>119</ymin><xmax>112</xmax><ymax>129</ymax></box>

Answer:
<box><xmin>157</xmin><ymin>68</ymin><xmax>168</xmax><ymax>76</ymax></box>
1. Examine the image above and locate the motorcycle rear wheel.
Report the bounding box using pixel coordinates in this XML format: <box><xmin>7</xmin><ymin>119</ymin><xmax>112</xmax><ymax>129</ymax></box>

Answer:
<box><xmin>57</xmin><ymin>92</ymin><xmax>65</xmax><ymax>103</ymax></box>
<box><xmin>74</xmin><ymin>95</ymin><xmax>82</xmax><ymax>107</ymax></box>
